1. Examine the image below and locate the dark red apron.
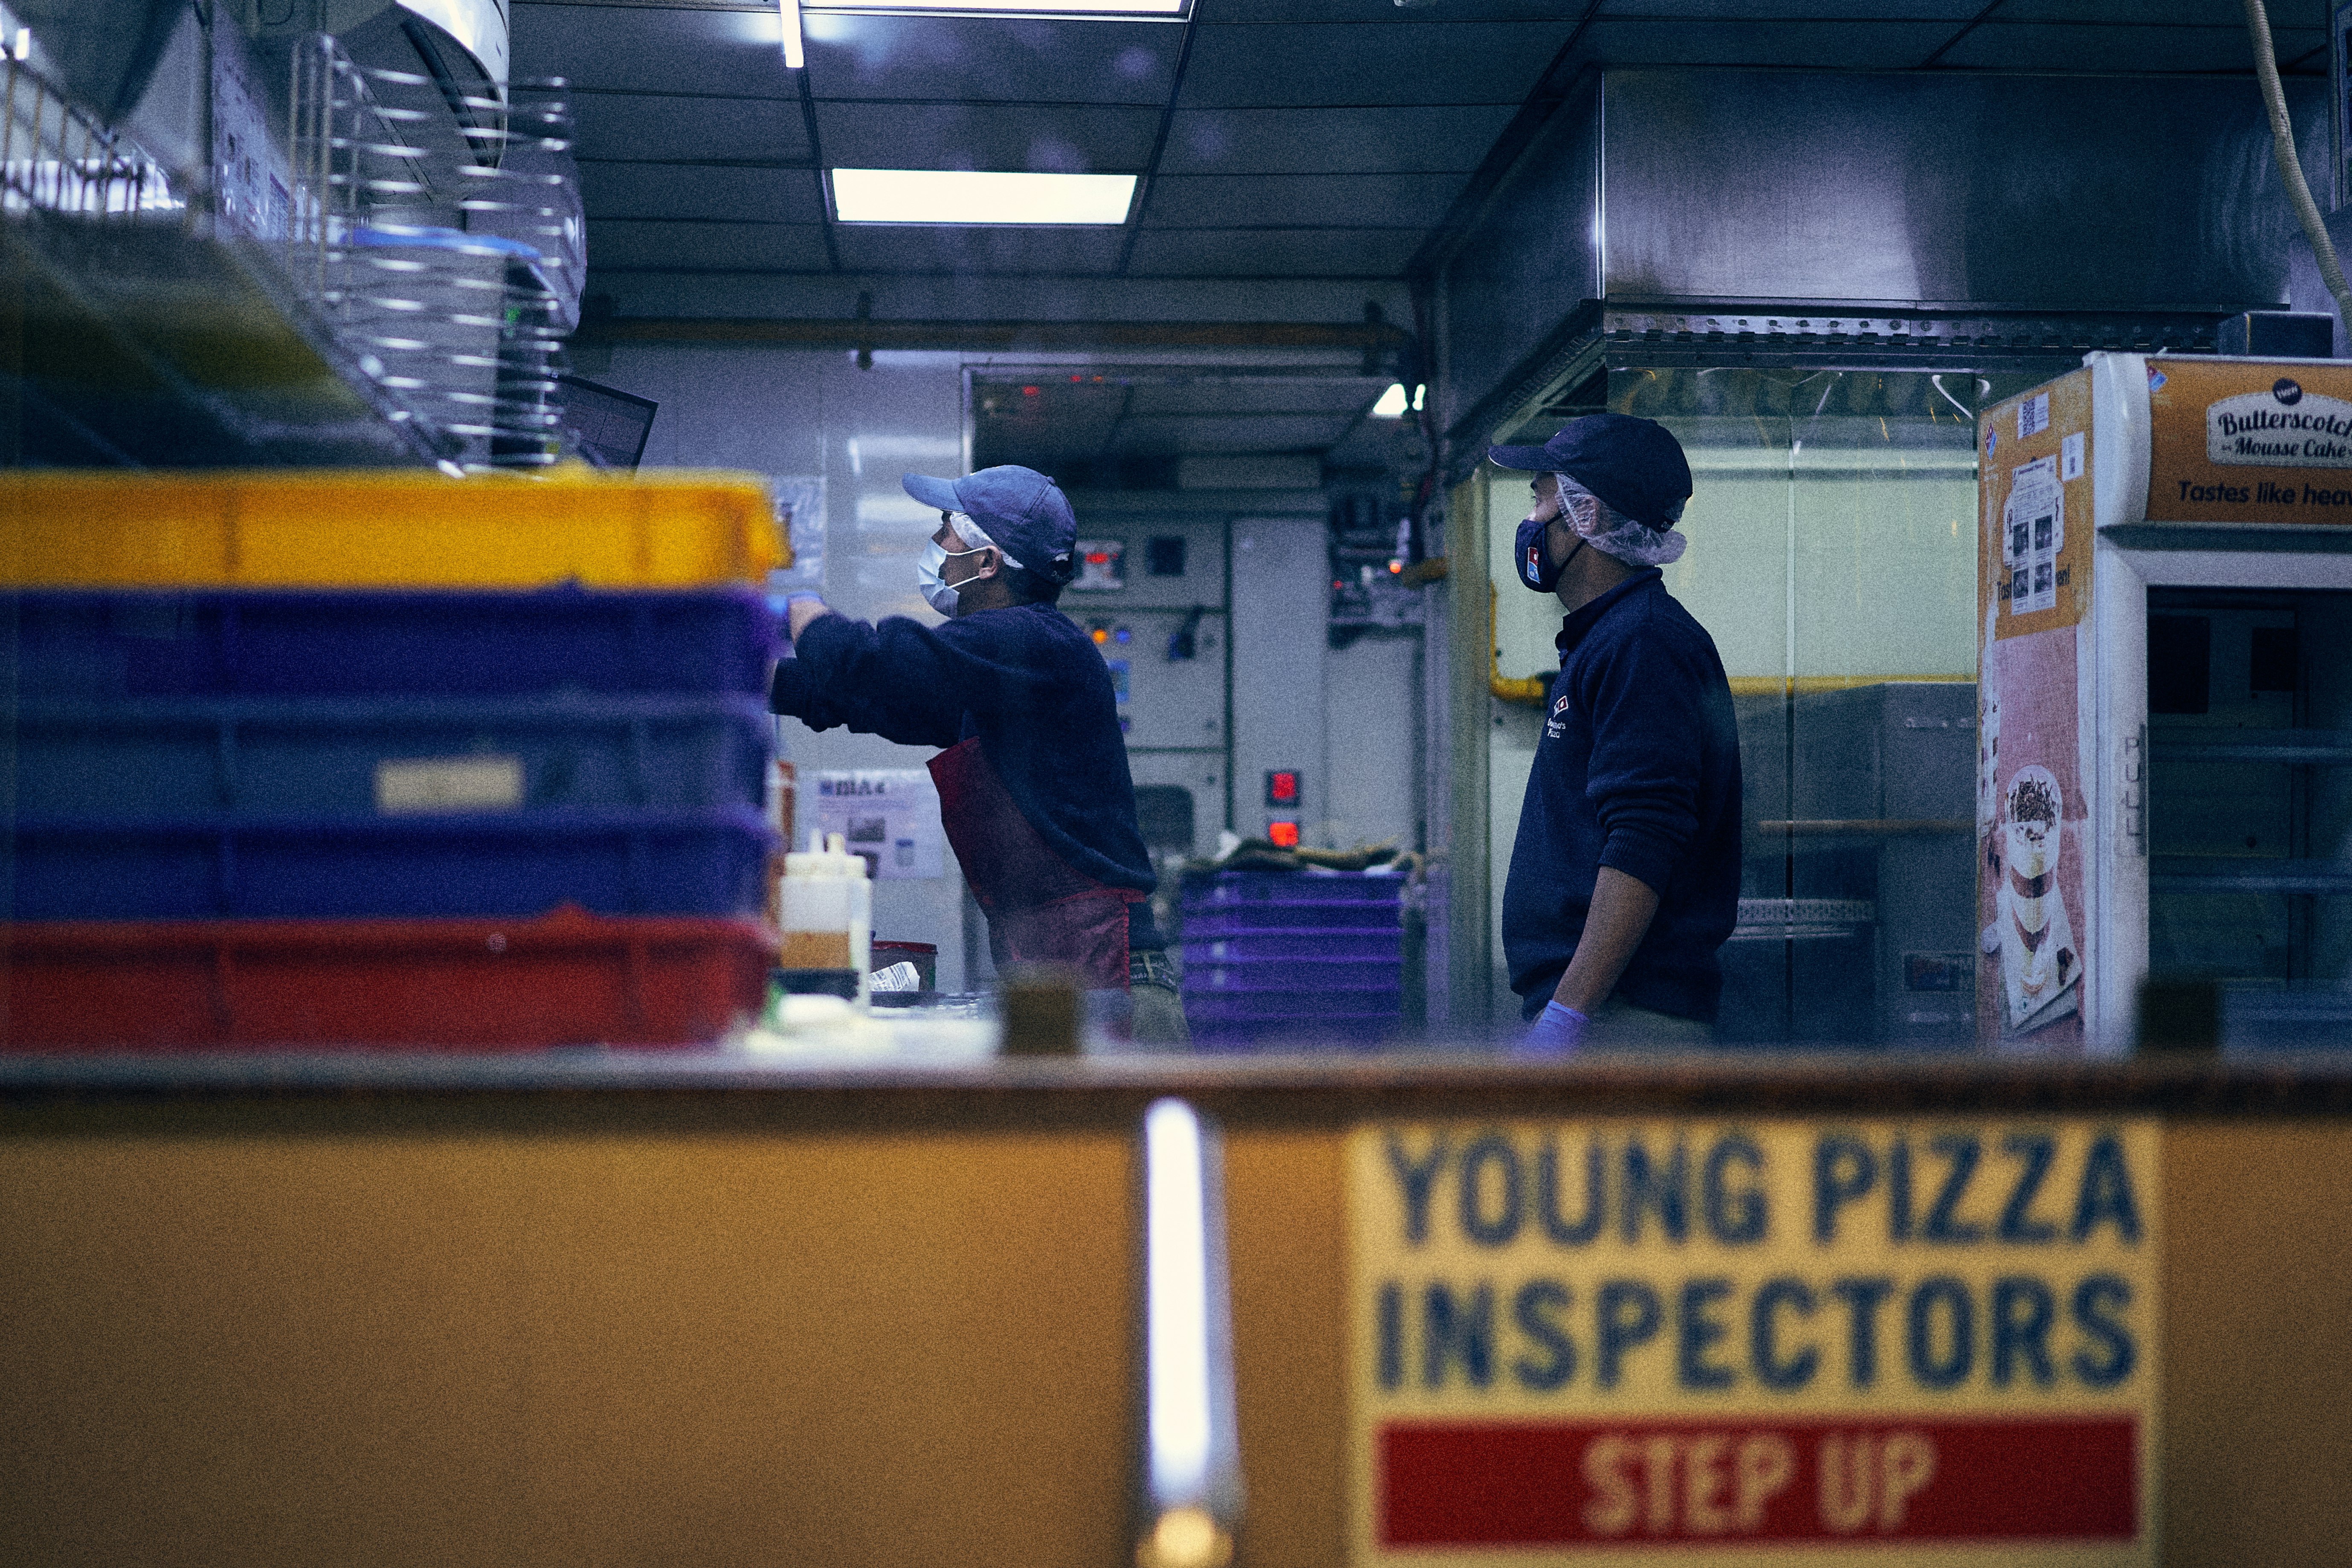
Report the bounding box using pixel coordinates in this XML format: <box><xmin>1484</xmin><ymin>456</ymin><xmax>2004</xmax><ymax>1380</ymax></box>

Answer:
<box><xmin>928</xmin><ymin>737</ymin><xmax>1139</xmax><ymax>990</ymax></box>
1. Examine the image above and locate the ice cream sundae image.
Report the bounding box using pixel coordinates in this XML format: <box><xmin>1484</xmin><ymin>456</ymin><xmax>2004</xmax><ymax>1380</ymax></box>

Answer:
<box><xmin>1994</xmin><ymin>764</ymin><xmax>2079</xmax><ymax>1032</ymax></box>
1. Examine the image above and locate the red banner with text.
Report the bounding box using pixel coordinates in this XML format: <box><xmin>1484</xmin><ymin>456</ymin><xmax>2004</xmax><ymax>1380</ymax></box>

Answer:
<box><xmin>1382</xmin><ymin>1416</ymin><xmax>2135</xmax><ymax>1548</ymax></box>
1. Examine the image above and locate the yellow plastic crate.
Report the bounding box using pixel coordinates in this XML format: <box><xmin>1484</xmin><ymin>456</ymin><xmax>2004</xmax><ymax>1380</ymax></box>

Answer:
<box><xmin>0</xmin><ymin>470</ymin><xmax>787</xmax><ymax>589</ymax></box>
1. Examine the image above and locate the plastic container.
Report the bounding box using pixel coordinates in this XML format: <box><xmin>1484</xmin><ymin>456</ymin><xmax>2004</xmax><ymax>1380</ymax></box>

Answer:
<box><xmin>1179</xmin><ymin>870</ymin><xmax>1406</xmax><ymax>936</ymax></box>
<box><xmin>1176</xmin><ymin>871</ymin><xmax>1406</xmax><ymax>1051</ymax></box>
<box><xmin>777</xmin><ymin>831</ymin><xmax>872</xmax><ymax>1005</ymax></box>
<box><xmin>0</xmin><ymin>470</ymin><xmax>783</xmax><ymax>589</ymax></box>
<box><xmin>0</xmin><ymin>907</ymin><xmax>771</xmax><ymax>1050</ymax></box>
<box><xmin>1181</xmin><ymin>930</ymin><xmax>1403</xmax><ymax>963</ymax></box>
<box><xmin>0</xmin><ymin>587</ymin><xmax>777</xmax><ymax>699</ymax></box>
<box><xmin>7</xmin><ymin>807</ymin><xmax>772</xmax><ymax>920</ymax></box>
<box><xmin>12</xmin><ymin>693</ymin><xmax>771</xmax><ymax>817</ymax></box>
<box><xmin>1183</xmin><ymin>956</ymin><xmax>1403</xmax><ymax>993</ymax></box>
<box><xmin>1182</xmin><ymin>870</ymin><xmax>1404</xmax><ymax>907</ymax></box>
<box><xmin>1180</xmin><ymin>903</ymin><xmax>1403</xmax><ymax>937</ymax></box>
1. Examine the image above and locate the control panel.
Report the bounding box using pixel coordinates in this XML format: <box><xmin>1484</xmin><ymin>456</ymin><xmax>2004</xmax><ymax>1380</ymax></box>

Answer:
<box><xmin>1073</xmin><ymin>610</ymin><xmax>1226</xmax><ymax>748</ymax></box>
<box><xmin>1057</xmin><ymin>516</ymin><xmax>1227</xmax><ymax>610</ymax></box>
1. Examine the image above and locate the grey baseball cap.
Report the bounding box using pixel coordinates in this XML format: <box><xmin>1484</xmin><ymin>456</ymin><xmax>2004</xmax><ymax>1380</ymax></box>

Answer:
<box><xmin>902</xmin><ymin>464</ymin><xmax>1078</xmax><ymax>584</ymax></box>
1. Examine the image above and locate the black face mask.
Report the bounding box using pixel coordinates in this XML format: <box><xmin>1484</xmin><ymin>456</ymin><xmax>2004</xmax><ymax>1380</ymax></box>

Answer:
<box><xmin>1515</xmin><ymin>512</ymin><xmax>1583</xmax><ymax>593</ymax></box>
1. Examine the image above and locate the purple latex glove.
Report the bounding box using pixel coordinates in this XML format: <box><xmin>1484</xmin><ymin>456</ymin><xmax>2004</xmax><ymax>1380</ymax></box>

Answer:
<box><xmin>1517</xmin><ymin>1000</ymin><xmax>1589</xmax><ymax>1058</ymax></box>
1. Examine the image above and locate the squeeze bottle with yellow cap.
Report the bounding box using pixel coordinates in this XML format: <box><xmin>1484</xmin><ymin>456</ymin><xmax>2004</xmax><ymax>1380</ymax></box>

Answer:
<box><xmin>777</xmin><ymin>830</ymin><xmax>872</xmax><ymax>1004</ymax></box>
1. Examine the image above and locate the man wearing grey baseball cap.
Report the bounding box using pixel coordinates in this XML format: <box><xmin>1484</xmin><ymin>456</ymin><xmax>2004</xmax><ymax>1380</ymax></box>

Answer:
<box><xmin>1490</xmin><ymin>414</ymin><xmax>1742</xmax><ymax>1055</ymax></box>
<box><xmin>771</xmin><ymin>464</ymin><xmax>1186</xmax><ymax>1045</ymax></box>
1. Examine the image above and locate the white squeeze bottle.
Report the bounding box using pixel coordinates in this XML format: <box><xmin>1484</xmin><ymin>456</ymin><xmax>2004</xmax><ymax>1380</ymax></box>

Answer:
<box><xmin>778</xmin><ymin>830</ymin><xmax>873</xmax><ymax>1005</ymax></box>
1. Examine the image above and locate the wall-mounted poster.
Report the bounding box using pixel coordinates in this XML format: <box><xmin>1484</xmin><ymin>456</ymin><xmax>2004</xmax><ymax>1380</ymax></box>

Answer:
<box><xmin>1978</xmin><ymin>370</ymin><xmax>2093</xmax><ymax>1049</ymax></box>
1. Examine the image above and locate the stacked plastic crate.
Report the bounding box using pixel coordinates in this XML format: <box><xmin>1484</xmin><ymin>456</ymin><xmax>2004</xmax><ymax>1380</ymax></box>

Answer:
<box><xmin>1</xmin><ymin>470</ymin><xmax>784</xmax><ymax>1051</ymax></box>
<box><xmin>1178</xmin><ymin>870</ymin><xmax>1406</xmax><ymax>1048</ymax></box>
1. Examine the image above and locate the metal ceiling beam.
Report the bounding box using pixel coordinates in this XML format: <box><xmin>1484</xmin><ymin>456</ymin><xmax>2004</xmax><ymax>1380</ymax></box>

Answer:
<box><xmin>574</xmin><ymin>316</ymin><xmax>1413</xmax><ymax>351</ymax></box>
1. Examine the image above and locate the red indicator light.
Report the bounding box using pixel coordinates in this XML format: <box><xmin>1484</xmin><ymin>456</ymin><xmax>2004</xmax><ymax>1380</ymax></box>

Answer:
<box><xmin>1088</xmin><ymin>551</ymin><xmax>1109</xmax><ymax>564</ymax></box>
<box><xmin>1267</xmin><ymin>820</ymin><xmax>1300</xmax><ymax>848</ymax></box>
<box><xmin>1265</xmin><ymin>769</ymin><xmax>1299</xmax><ymax>805</ymax></box>
<box><xmin>1389</xmin><ymin>559</ymin><xmax>1404</xmax><ymax>574</ymax></box>
<box><xmin>1022</xmin><ymin>385</ymin><xmax>1040</xmax><ymax>397</ymax></box>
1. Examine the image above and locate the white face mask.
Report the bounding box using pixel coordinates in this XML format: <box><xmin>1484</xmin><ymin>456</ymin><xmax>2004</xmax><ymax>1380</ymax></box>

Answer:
<box><xmin>917</xmin><ymin>535</ymin><xmax>989</xmax><ymax>616</ymax></box>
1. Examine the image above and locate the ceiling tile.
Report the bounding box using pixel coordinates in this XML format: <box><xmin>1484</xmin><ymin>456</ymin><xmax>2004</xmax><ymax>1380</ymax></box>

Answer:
<box><xmin>570</xmin><ymin>93</ymin><xmax>810</xmax><ymax>164</ymax></box>
<box><xmin>587</xmin><ymin>220</ymin><xmax>833</xmax><ymax>272</ymax></box>
<box><xmin>1125</xmin><ymin>226</ymin><xmax>1425</xmax><ymax>275</ymax></box>
<box><xmin>1995</xmin><ymin>0</ymin><xmax>2320</xmax><ymax>20</ymax></box>
<box><xmin>1194</xmin><ymin>0</ymin><xmax>1597</xmax><ymax>18</ymax></box>
<box><xmin>1597</xmin><ymin>0</ymin><xmax>1984</xmax><ymax>15</ymax></box>
<box><xmin>580</xmin><ymin>165</ymin><xmax>827</xmax><ymax>224</ymax></box>
<box><xmin>1161</xmin><ymin>106</ymin><xmax>1516</xmax><ymax>173</ymax></box>
<box><xmin>1177</xmin><ymin>20</ymin><xmax>1572</xmax><ymax>107</ymax></box>
<box><xmin>512</xmin><ymin>4</ymin><xmax>797</xmax><ymax>97</ymax></box>
<box><xmin>1937</xmin><ymin>21</ymin><xmax>2315</xmax><ymax>72</ymax></box>
<box><xmin>1140</xmin><ymin>172</ymin><xmax>1460</xmax><ymax>228</ymax></box>
<box><xmin>1577</xmin><ymin>18</ymin><xmax>1958</xmax><ymax>68</ymax></box>
<box><xmin>803</xmin><ymin>14</ymin><xmax>1179</xmax><ymax>104</ymax></box>
<box><xmin>830</xmin><ymin>225</ymin><xmax>1128</xmax><ymax>273</ymax></box>
<box><xmin>815</xmin><ymin>102</ymin><xmax>1164</xmax><ymax>171</ymax></box>
<box><xmin>1111</xmin><ymin>414</ymin><xmax>1348</xmax><ymax>452</ymax></box>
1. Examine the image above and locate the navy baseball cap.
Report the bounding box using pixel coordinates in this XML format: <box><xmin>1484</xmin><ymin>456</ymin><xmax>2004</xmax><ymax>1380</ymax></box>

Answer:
<box><xmin>1488</xmin><ymin>414</ymin><xmax>1692</xmax><ymax>530</ymax></box>
<box><xmin>903</xmin><ymin>465</ymin><xmax>1078</xmax><ymax>584</ymax></box>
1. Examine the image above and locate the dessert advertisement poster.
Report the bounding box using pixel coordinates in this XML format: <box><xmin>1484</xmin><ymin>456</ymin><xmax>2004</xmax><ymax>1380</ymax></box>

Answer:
<box><xmin>1979</xmin><ymin>373</ymin><xmax>2093</xmax><ymax>1049</ymax></box>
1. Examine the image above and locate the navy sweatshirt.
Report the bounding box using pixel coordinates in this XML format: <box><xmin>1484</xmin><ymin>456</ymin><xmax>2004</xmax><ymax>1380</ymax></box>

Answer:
<box><xmin>770</xmin><ymin>602</ymin><xmax>1164</xmax><ymax>948</ymax></box>
<box><xmin>1502</xmin><ymin>570</ymin><xmax>1742</xmax><ymax>1022</ymax></box>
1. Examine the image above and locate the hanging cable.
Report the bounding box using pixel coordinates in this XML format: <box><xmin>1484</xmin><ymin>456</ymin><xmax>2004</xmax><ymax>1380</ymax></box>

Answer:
<box><xmin>2244</xmin><ymin>0</ymin><xmax>2352</xmax><ymax>336</ymax></box>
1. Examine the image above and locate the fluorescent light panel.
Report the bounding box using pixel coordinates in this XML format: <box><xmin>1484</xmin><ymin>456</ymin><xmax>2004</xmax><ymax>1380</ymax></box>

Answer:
<box><xmin>1144</xmin><ymin>1099</ymin><xmax>1212</xmax><ymax>1501</ymax></box>
<box><xmin>832</xmin><ymin>168</ymin><xmax>1137</xmax><ymax>226</ymax></box>
<box><xmin>811</xmin><ymin>0</ymin><xmax>1182</xmax><ymax>12</ymax></box>
<box><xmin>778</xmin><ymin>0</ymin><xmax>804</xmax><ymax>66</ymax></box>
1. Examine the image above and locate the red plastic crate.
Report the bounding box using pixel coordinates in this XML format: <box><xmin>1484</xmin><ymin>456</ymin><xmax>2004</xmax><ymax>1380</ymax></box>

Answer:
<box><xmin>1</xmin><ymin>907</ymin><xmax>773</xmax><ymax>1051</ymax></box>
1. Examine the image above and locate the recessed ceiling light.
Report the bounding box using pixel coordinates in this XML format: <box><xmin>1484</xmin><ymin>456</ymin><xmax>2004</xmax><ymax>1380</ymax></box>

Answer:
<box><xmin>809</xmin><ymin>0</ymin><xmax>1183</xmax><ymax>14</ymax></box>
<box><xmin>831</xmin><ymin>169</ymin><xmax>1138</xmax><ymax>226</ymax></box>
<box><xmin>778</xmin><ymin>0</ymin><xmax>805</xmax><ymax>66</ymax></box>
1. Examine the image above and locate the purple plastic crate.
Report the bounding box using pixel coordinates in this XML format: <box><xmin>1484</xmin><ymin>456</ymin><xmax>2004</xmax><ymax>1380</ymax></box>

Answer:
<box><xmin>8</xmin><ymin>807</ymin><xmax>772</xmax><ymax>921</ymax></box>
<box><xmin>13</xmin><ymin>693</ymin><xmax>769</xmax><ymax>817</ymax></box>
<box><xmin>1185</xmin><ymin>957</ymin><xmax>1401</xmax><ymax>993</ymax></box>
<box><xmin>1182</xmin><ymin>870</ymin><xmax>1405</xmax><ymax>909</ymax></box>
<box><xmin>1182</xmin><ymin>930</ymin><xmax>1402</xmax><ymax>962</ymax></box>
<box><xmin>2</xmin><ymin>587</ymin><xmax>777</xmax><ymax>699</ymax></box>
<box><xmin>1182</xmin><ymin>989</ymin><xmax>1403</xmax><ymax>1023</ymax></box>
<box><xmin>1180</xmin><ymin>904</ymin><xmax>1403</xmax><ymax>937</ymax></box>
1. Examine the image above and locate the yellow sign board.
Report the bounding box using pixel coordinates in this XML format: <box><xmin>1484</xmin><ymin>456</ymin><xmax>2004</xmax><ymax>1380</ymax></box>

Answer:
<box><xmin>1347</xmin><ymin>1119</ymin><xmax>2160</xmax><ymax>1566</ymax></box>
<box><xmin>2146</xmin><ymin>356</ymin><xmax>2352</xmax><ymax>525</ymax></box>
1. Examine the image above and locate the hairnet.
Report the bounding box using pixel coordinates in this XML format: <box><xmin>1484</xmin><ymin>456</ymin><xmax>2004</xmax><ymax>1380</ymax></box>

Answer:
<box><xmin>1558</xmin><ymin>475</ymin><xmax>1688</xmax><ymax>567</ymax></box>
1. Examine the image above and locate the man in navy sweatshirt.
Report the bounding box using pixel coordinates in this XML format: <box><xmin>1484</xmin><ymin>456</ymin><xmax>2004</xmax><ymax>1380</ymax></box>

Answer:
<box><xmin>1490</xmin><ymin>416</ymin><xmax>1742</xmax><ymax>1053</ymax></box>
<box><xmin>771</xmin><ymin>464</ymin><xmax>1186</xmax><ymax>1045</ymax></box>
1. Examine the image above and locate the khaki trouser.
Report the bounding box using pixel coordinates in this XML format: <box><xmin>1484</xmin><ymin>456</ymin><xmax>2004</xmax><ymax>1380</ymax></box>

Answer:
<box><xmin>1580</xmin><ymin>996</ymin><xmax>1717</xmax><ymax>1051</ymax></box>
<box><xmin>1127</xmin><ymin>949</ymin><xmax>1191</xmax><ymax>1050</ymax></box>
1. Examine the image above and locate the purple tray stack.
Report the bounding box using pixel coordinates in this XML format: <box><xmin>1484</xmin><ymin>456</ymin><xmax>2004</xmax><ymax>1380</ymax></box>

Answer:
<box><xmin>1178</xmin><ymin>870</ymin><xmax>1405</xmax><ymax>1049</ymax></box>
